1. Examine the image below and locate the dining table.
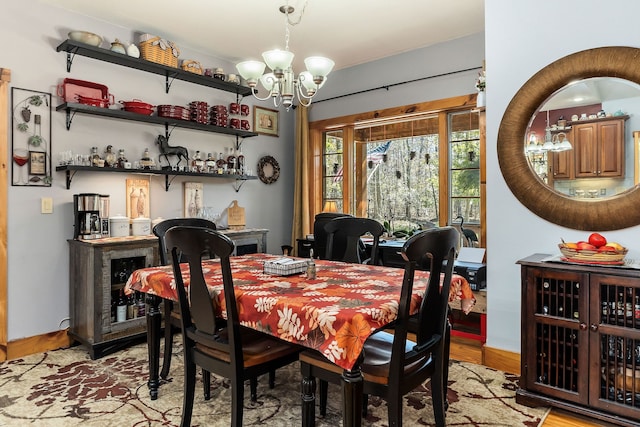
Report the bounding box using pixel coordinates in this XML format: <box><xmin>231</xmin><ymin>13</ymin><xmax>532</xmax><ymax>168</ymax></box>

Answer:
<box><xmin>125</xmin><ymin>252</ymin><xmax>475</xmax><ymax>427</ymax></box>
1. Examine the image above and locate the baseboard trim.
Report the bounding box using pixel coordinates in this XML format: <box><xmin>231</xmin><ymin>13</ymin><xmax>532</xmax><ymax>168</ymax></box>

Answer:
<box><xmin>483</xmin><ymin>345</ymin><xmax>520</xmax><ymax>375</ymax></box>
<box><xmin>4</xmin><ymin>329</ymin><xmax>73</xmax><ymax>361</ymax></box>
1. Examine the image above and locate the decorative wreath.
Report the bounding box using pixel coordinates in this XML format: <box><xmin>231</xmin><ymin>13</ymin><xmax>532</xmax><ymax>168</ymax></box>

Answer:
<box><xmin>257</xmin><ymin>155</ymin><xmax>280</xmax><ymax>184</ymax></box>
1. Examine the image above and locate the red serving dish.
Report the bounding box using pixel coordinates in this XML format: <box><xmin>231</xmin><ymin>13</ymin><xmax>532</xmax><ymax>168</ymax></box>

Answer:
<box><xmin>57</xmin><ymin>78</ymin><xmax>110</xmax><ymax>103</ymax></box>
<box><xmin>76</xmin><ymin>94</ymin><xmax>114</xmax><ymax>108</ymax></box>
<box><xmin>120</xmin><ymin>99</ymin><xmax>155</xmax><ymax>115</ymax></box>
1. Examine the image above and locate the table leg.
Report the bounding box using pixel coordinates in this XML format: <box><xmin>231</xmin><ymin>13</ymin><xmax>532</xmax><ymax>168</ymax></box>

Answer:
<box><xmin>342</xmin><ymin>365</ymin><xmax>363</xmax><ymax>427</ymax></box>
<box><xmin>146</xmin><ymin>294</ymin><xmax>162</xmax><ymax>400</ymax></box>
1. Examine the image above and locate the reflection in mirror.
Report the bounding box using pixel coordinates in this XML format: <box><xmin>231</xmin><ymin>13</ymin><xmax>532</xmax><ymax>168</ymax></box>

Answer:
<box><xmin>525</xmin><ymin>77</ymin><xmax>640</xmax><ymax>199</ymax></box>
<box><xmin>497</xmin><ymin>46</ymin><xmax>640</xmax><ymax>231</ymax></box>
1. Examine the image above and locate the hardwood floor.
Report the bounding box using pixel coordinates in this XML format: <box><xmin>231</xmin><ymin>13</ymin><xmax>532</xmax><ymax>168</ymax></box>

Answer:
<box><xmin>450</xmin><ymin>336</ymin><xmax>615</xmax><ymax>427</ymax></box>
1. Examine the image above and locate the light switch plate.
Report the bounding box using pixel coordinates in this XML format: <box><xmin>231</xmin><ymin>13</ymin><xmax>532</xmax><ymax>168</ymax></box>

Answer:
<box><xmin>41</xmin><ymin>197</ymin><xmax>53</xmax><ymax>214</ymax></box>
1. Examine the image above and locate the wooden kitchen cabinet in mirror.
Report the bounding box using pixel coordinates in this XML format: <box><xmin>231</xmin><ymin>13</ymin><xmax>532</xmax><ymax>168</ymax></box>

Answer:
<box><xmin>498</xmin><ymin>47</ymin><xmax>640</xmax><ymax>231</ymax></box>
<box><xmin>573</xmin><ymin>117</ymin><xmax>626</xmax><ymax>179</ymax></box>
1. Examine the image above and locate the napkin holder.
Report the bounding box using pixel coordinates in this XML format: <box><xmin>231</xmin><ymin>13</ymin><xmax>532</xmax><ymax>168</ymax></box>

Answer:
<box><xmin>264</xmin><ymin>257</ymin><xmax>308</xmax><ymax>276</ymax></box>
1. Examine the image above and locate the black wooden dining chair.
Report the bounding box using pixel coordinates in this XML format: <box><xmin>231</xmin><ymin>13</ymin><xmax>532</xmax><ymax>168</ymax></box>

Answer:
<box><xmin>164</xmin><ymin>226</ymin><xmax>301</xmax><ymax>427</ymax></box>
<box><xmin>312</xmin><ymin>212</ymin><xmax>352</xmax><ymax>260</ymax></box>
<box><xmin>153</xmin><ymin>217</ymin><xmax>217</xmax><ymax>381</ymax></box>
<box><xmin>300</xmin><ymin>226</ymin><xmax>459</xmax><ymax>427</ymax></box>
<box><xmin>324</xmin><ymin>216</ymin><xmax>385</xmax><ymax>265</ymax></box>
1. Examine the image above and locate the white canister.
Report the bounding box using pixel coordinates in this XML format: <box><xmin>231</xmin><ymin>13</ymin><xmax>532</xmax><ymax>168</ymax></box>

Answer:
<box><xmin>110</xmin><ymin>215</ymin><xmax>130</xmax><ymax>237</ymax></box>
<box><xmin>132</xmin><ymin>217</ymin><xmax>151</xmax><ymax>236</ymax></box>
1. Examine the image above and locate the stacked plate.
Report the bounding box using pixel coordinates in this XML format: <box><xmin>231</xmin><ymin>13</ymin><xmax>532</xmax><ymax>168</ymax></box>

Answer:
<box><xmin>189</xmin><ymin>101</ymin><xmax>209</xmax><ymax>124</ymax></box>
<box><xmin>157</xmin><ymin>104</ymin><xmax>190</xmax><ymax>120</ymax></box>
<box><xmin>210</xmin><ymin>104</ymin><xmax>228</xmax><ymax>127</ymax></box>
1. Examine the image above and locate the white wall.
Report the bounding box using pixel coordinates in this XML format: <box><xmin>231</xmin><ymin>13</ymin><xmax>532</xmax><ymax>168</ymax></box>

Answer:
<box><xmin>3</xmin><ymin>2</ymin><xmax>295</xmax><ymax>340</ymax></box>
<box><xmin>485</xmin><ymin>0</ymin><xmax>640</xmax><ymax>352</ymax></box>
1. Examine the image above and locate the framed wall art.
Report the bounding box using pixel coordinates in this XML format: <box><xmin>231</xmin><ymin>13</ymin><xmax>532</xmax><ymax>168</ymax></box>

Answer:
<box><xmin>184</xmin><ymin>182</ymin><xmax>204</xmax><ymax>218</ymax></box>
<box><xmin>11</xmin><ymin>87</ymin><xmax>51</xmax><ymax>186</ymax></box>
<box><xmin>254</xmin><ymin>106</ymin><xmax>279</xmax><ymax>137</ymax></box>
<box><xmin>126</xmin><ymin>178</ymin><xmax>150</xmax><ymax>219</ymax></box>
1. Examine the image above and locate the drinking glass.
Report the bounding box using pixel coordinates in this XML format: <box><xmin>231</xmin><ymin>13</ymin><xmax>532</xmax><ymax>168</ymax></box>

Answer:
<box><xmin>13</xmin><ymin>149</ymin><xmax>29</xmax><ymax>184</ymax></box>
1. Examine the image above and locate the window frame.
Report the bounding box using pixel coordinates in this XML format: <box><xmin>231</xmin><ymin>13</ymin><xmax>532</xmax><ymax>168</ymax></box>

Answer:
<box><xmin>308</xmin><ymin>94</ymin><xmax>484</xmax><ymax>245</ymax></box>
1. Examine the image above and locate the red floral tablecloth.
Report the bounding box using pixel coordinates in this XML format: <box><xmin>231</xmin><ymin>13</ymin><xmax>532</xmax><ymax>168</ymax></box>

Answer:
<box><xmin>125</xmin><ymin>253</ymin><xmax>475</xmax><ymax>370</ymax></box>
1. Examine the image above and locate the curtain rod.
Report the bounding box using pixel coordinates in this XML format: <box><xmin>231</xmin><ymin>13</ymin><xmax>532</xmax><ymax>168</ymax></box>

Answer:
<box><xmin>312</xmin><ymin>66</ymin><xmax>483</xmax><ymax>104</ymax></box>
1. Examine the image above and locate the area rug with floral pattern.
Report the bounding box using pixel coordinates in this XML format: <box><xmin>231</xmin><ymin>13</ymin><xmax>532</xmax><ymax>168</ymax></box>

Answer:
<box><xmin>0</xmin><ymin>342</ymin><xmax>549</xmax><ymax>426</ymax></box>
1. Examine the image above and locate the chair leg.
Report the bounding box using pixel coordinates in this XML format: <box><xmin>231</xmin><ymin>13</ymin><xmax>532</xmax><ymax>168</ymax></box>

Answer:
<box><xmin>431</xmin><ymin>371</ymin><xmax>447</xmax><ymax>427</ymax></box>
<box><xmin>362</xmin><ymin>393</ymin><xmax>368</xmax><ymax>417</ymax></box>
<box><xmin>231</xmin><ymin>378</ymin><xmax>244</xmax><ymax>427</ymax></box>
<box><xmin>250</xmin><ymin>377</ymin><xmax>258</xmax><ymax>402</ymax></box>
<box><xmin>269</xmin><ymin>369</ymin><xmax>275</xmax><ymax>388</ymax></box>
<box><xmin>301</xmin><ymin>373</ymin><xmax>316</xmax><ymax>427</ymax></box>
<box><xmin>180</xmin><ymin>352</ymin><xmax>196</xmax><ymax>427</ymax></box>
<box><xmin>319</xmin><ymin>379</ymin><xmax>328</xmax><ymax>416</ymax></box>
<box><xmin>387</xmin><ymin>394</ymin><xmax>403</xmax><ymax>427</ymax></box>
<box><xmin>202</xmin><ymin>369</ymin><xmax>211</xmax><ymax>400</ymax></box>
<box><xmin>160</xmin><ymin>300</ymin><xmax>174</xmax><ymax>379</ymax></box>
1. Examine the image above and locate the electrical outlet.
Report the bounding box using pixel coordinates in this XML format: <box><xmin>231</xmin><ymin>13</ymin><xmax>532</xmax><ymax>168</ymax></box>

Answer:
<box><xmin>600</xmin><ymin>188</ymin><xmax>606</xmax><ymax>195</ymax></box>
<box><xmin>41</xmin><ymin>197</ymin><xmax>53</xmax><ymax>214</ymax></box>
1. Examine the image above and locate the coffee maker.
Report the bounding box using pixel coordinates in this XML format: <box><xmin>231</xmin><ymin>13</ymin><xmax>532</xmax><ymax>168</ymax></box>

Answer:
<box><xmin>74</xmin><ymin>193</ymin><xmax>103</xmax><ymax>240</ymax></box>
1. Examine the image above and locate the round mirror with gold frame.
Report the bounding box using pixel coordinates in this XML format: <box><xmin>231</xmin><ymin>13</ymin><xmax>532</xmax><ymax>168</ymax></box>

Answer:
<box><xmin>498</xmin><ymin>46</ymin><xmax>640</xmax><ymax>231</ymax></box>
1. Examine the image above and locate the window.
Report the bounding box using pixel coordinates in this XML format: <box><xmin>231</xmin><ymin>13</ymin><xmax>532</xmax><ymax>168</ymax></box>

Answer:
<box><xmin>322</xmin><ymin>130</ymin><xmax>344</xmax><ymax>212</ymax></box>
<box><xmin>449</xmin><ymin>111</ymin><xmax>481</xmax><ymax>243</ymax></box>
<box><xmin>309</xmin><ymin>95</ymin><xmax>484</xmax><ymax>245</ymax></box>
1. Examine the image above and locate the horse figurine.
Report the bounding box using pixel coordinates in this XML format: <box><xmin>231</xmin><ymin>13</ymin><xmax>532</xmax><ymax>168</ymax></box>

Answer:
<box><xmin>156</xmin><ymin>134</ymin><xmax>189</xmax><ymax>166</ymax></box>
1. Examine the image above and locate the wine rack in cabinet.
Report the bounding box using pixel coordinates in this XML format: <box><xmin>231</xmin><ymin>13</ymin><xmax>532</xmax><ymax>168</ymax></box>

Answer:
<box><xmin>517</xmin><ymin>254</ymin><xmax>640</xmax><ymax>427</ymax></box>
<box><xmin>68</xmin><ymin>236</ymin><xmax>160</xmax><ymax>359</ymax></box>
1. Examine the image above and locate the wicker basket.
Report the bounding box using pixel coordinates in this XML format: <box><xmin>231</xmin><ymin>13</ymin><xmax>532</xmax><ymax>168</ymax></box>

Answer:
<box><xmin>181</xmin><ymin>60</ymin><xmax>203</xmax><ymax>75</ymax></box>
<box><xmin>139</xmin><ymin>37</ymin><xmax>180</xmax><ymax>67</ymax></box>
<box><xmin>558</xmin><ymin>243</ymin><xmax>627</xmax><ymax>264</ymax></box>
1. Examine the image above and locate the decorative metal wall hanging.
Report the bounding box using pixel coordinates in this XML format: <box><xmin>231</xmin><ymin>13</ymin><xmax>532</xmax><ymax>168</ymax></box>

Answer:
<box><xmin>11</xmin><ymin>87</ymin><xmax>52</xmax><ymax>186</ymax></box>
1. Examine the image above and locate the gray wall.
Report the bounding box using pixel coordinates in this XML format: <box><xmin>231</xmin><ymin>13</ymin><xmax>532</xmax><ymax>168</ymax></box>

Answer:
<box><xmin>4</xmin><ymin>2</ymin><xmax>294</xmax><ymax>340</ymax></box>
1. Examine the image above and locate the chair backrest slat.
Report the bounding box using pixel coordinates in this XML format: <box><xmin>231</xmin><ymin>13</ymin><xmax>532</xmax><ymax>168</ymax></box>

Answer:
<box><xmin>164</xmin><ymin>226</ymin><xmax>239</xmax><ymax>354</ymax></box>
<box><xmin>390</xmin><ymin>226</ymin><xmax>459</xmax><ymax>370</ymax></box>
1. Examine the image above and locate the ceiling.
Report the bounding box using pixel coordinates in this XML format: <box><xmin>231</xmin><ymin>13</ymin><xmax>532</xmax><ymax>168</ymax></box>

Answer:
<box><xmin>40</xmin><ymin>0</ymin><xmax>485</xmax><ymax>73</ymax></box>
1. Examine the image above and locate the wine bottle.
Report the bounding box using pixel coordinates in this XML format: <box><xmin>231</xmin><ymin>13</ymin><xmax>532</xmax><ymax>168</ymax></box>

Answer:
<box><xmin>237</xmin><ymin>149</ymin><xmax>245</xmax><ymax>175</ymax></box>
<box><xmin>226</xmin><ymin>147</ymin><xmax>236</xmax><ymax>174</ymax></box>
<box><xmin>116</xmin><ymin>289</ymin><xmax>127</xmax><ymax>322</ymax></box>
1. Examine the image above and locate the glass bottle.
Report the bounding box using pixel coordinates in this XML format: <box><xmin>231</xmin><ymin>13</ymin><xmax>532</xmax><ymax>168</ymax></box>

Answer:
<box><xmin>140</xmin><ymin>148</ymin><xmax>154</xmax><ymax>170</ymax></box>
<box><xmin>104</xmin><ymin>145</ymin><xmax>116</xmax><ymax>167</ymax></box>
<box><xmin>205</xmin><ymin>152</ymin><xmax>216</xmax><ymax>173</ymax></box>
<box><xmin>116</xmin><ymin>289</ymin><xmax>127</xmax><ymax>322</ymax></box>
<box><xmin>116</xmin><ymin>149</ymin><xmax>128</xmax><ymax>168</ymax></box>
<box><xmin>90</xmin><ymin>146</ymin><xmax>101</xmax><ymax>166</ymax></box>
<box><xmin>192</xmin><ymin>150</ymin><xmax>204</xmax><ymax>172</ymax></box>
<box><xmin>216</xmin><ymin>152</ymin><xmax>227</xmax><ymax>174</ymax></box>
<box><xmin>237</xmin><ymin>149</ymin><xmax>245</xmax><ymax>175</ymax></box>
<box><xmin>226</xmin><ymin>147</ymin><xmax>236</xmax><ymax>174</ymax></box>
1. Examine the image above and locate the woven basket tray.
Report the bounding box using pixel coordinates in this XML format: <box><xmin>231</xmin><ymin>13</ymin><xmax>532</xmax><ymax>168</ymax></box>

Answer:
<box><xmin>181</xmin><ymin>60</ymin><xmax>203</xmax><ymax>75</ymax></box>
<box><xmin>139</xmin><ymin>37</ymin><xmax>180</xmax><ymax>68</ymax></box>
<box><xmin>558</xmin><ymin>243</ymin><xmax>627</xmax><ymax>264</ymax></box>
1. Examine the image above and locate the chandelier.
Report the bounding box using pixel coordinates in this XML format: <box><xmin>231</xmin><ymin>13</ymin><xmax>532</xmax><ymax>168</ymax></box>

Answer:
<box><xmin>235</xmin><ymin>1</ymin><xmax>334</xmax><ymax>111</ymax></box>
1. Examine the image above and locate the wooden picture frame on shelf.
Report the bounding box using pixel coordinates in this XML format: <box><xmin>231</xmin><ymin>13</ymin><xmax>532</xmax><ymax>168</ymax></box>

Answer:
<box><xmin>126</xmin><ymin>178</ymin><xmax>150</xmax><ymax>220</ymax></box>
<box><xmin>184</xmin><ymin>182</ymin><xmax>203</xmax><ymax>218</ymax></box>
<box><xmin>254</xmin><ymin>106</ymin><xmax>279</xmax><ymax>137</ymax></box>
